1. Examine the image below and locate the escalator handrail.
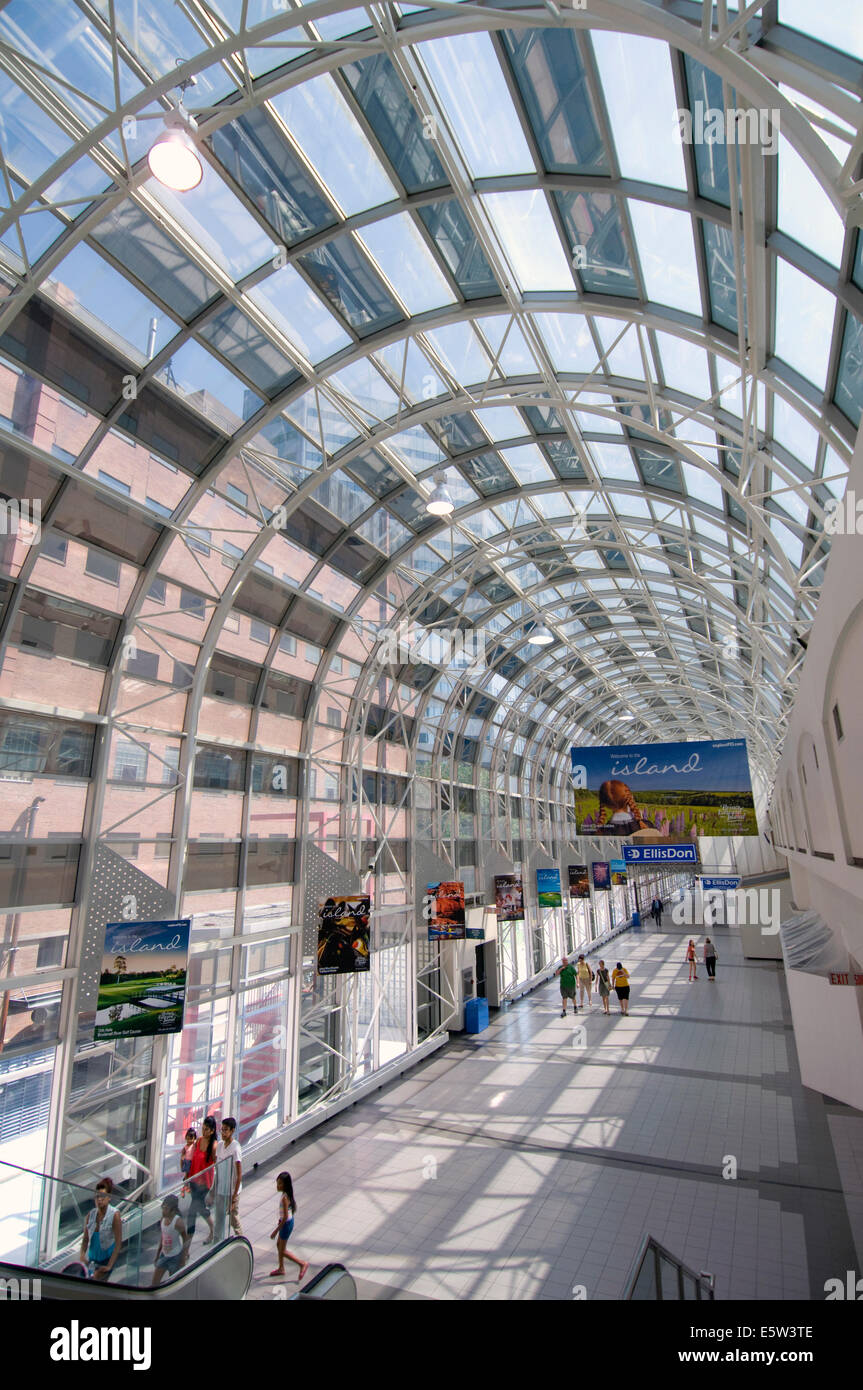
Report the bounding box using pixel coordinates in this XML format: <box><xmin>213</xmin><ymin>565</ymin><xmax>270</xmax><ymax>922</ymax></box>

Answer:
<box><xmin>0</xmin><ymin>1236</ymin><xmax>254</xmax><ymax>1299</ymax></box>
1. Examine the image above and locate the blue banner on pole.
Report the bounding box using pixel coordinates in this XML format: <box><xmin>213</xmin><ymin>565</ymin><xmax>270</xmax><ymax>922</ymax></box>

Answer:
<box><xmin>623</xmin><ymin>843</ymin><xmax>698</xmax><ymax>863</ymax></box>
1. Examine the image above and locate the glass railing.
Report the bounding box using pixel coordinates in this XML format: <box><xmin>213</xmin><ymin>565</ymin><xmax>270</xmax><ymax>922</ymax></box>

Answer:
<box><xmin>0</xmin><ymin>1155</ymin><xmax>239</xmax><ymax>1289</ymax></box>
<box><xmin>623</xmin><ymin>1234</ymin><xmax>715</xmax><ymax>1300</ymax></box>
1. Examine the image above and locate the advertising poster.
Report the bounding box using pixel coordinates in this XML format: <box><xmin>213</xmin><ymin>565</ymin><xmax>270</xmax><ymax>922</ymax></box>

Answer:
<box><xmin>494</xmin><ymin>873</ymin><xmax>524</xmax><ymax>921</ymax></box>
<box><xmin>610</xmin><ymin>858</ymin><xmax>628</xmax><ymax>886</ymax></box>
<box><xmin>537</xmin><ymin>868</ymin><xmax>562</xmax><ymax>908</ymax></box>
<box><xmin>570</xmin><ymin>739</ymin><xmax>756</xmax><ymax>839</ymax></box>
<box><xmin>317</xmin><ymin>896</ymin><xmax>371</xmax><ymax>975</ymax></box>
<box><xmin>423</xmin><ymin>881</ymin><xmax>466</xmax><ymax>941</ymax></box>
<box><xmin>568</xmin><ymin>865</ymin><xmax>591</xmax><ymax>899</ymax></box>
<box><xmin>94</xmin><ymin>918</ymin><xmax>191</xmax><ymax>1042</ymax></box>
<box><xmin>592</xmin><ymin>861</ymin><xmax>611</xmax><ymax>892</ymax></box>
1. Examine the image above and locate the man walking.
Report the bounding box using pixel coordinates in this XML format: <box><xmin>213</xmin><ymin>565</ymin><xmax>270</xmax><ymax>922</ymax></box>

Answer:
<box><xmin>651</xmin><ymin>896</ymin><xmax>663</xmax><ymax>926</ymax></box>
<box><xmin>555</xmin><ymin>957</ymin><xmax>577</xmax><ymax>1016</ymax></box>
<box><xmin>211</xmin><ymin>1117</ymin><xmax>243</xmax><ymax>1240</ymax></box>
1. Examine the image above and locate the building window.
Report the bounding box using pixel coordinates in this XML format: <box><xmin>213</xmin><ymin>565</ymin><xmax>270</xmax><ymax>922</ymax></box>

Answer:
<box><xmin>223</xmin><ymin>612</ymin><xmax>240</xmax><ymax>633</ymax></box>
<box><xmin>172</xmin><ymin>660</ymin><xmax>194</xmax><ymax>688</ymax></box>
<box><xmin>186</xmin><ymin>526</ymin><xmax>211</xmax><ymax>556</ymax></box>
<box><xmin>225</xmin><ymin>483</ymin><xmax>248</xmax><ymax>511</ymax></box>
<box><xmin>146</xmin><ymin>496</ymin><xmax>173</xmax><ymax>519</ymax></box>
<box><xmin>326</xmin><ymin>707</ymin><xmax>341</xmax><ymax>729</ymax></box>
<box><xmin>148</xmin><ymin>578</ymin><xmax>166</xmax><ymax>603</ymax></box>
<box><xmin>222</xmin><ymin>542</ymin><xmax>244</xmax><ymax>570</ymax></box>
<box><xmin>85</xmin><ymin>548</ymin><xmax>121</xmax><ymax>585</ymax></box>
<box><xmin>305</xmin><ymin>642</ymin><xmax>321</xmax><ymax>663</ymax></box>
<box><xmin>278</xmin><ymin>632</ymin><xmax>296</xmax><ymax>655</ymax></box>
<box><xmin>155</xmin><ymin>834</ymin><xmax>173</xmax><ymax>858</ymax></box>
<box><xmin>125</xmin><ymin>648</ymin><xmax>160</xmax><ymax>680</ymax></box>
<box><xmin>105</xmin><ymin>834</ymin><xmax>140</xmax><ymax>860</ymax></box>
<box><xmin>179</xmin><ymin>588</ymin><xmax>206</xmax><ymax>618</ymax></box>
<box><xmin>161</xmin><ymin>746</ymin><xmax>181</xmax><ymax>784</ymax></box>
<box><xmin>113</xmin><ymin>740</ymin><xmax>149</xmax><ymax>782</ymax></box>
<box><xmin>42</xmin><ymin>532</ymin><xmax>68</xmax><ymax>564</ymax></box>
<box><xmin>250</xmin><ymin>619</ymin><xmax>271</xmax><ymax>645</ymax></box>
<box><xmin>97</xmin><ymin>470</ymin><xmax>131</xmax><ymax>496</ymax></box>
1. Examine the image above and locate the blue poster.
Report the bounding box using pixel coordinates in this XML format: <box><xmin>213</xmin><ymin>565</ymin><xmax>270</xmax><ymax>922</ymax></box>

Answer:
<box><xmin>610</xmin><ymin>857</ymin><xmax>628</xmax><ymax>885</ymax></box>
<box><xmin>537</xmin><ymin>868</ymin><xmax>562</xmax><ymax>908</ymax></box>
<box><xmin>570</xmin><ymin>739</ymin><xmax>756</xmax><ymax>839</ymax></box>
<box><xmin>95</xmin><ymin>919</ymin><xmax>191</xmax><ymax>1041</ymax></box>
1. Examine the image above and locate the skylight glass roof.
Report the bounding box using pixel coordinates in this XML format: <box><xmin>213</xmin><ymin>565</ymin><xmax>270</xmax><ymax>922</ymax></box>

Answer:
<box><xmin>0</xmin><ymin>0</ymin><xmax>860</xmax><ymax>795</ymax></box>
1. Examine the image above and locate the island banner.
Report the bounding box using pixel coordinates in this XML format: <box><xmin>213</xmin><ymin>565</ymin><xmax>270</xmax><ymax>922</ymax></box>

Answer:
<box><xmin>592</xmin><ymin>861</ymin><xmax>611</xmax><ymax>892</ymax></box>
<box><xmin>610</xmin><ymin>857</ymin><xmax>628</xmax><ymax>886</ymax></box>
<box><xmin>568</xmin><ymin>865</ymin><xmax>591</xmax><ymax>899</ymax></box>
<box><xmin>423</xmin><ymin>880</ymin><xmax>466</xmax><ymax>940</ymax></box>
<box><xmin>94</xmin><ymin>918</ymin><xmax>191</xmax><ymax>1041</ymax></box>
<box><xmin>537</xmin><ymin>868</ymin><xmax>562</xmax><ymax>908</ymax></box>
<box><xmin>570</xmin><ymin>739</ymin><xmax>756</xmax><ymax>839</ymax></box>
<box><xmin>317</xmin><ymin>895</ymin><xmax>371</xmax><ymax>975</ymax></box>
<box><xmin>494</xmin><ymin>873</ymin><xmax>524</xmax><ymax>921</ymax></box>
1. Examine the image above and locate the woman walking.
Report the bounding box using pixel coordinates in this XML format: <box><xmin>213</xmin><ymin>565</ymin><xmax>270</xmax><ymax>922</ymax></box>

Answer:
<box><xmin>186</xmin><ymin>1115</ymin><xmax>217</xmax><ymax>1245</ymax></box>
<box><xmin>576</xmin><ymin>954</ymin><xmax>594</xmax><ymax>1009</ymax></box>
<box><xmin>612</xmin><ymin>962</ymin><xmax>631</xmax><ymax>1015</ymax></box>
<box><xmin>269</xmin><ymin>1172</ymin><xmax>309</xmax><ymax>1282</ymax></box>
<box><xmin>595</xmin><ymin>959</ymin><xmax>612</xmax><ymax>1015</ymax></box>
<box><xmin>686</xmin><ymin>939</ymin><xmax>698</xmax><ymax>981</ymax></box>
<box><xmin>704</xmin><ymin>938</ymin><xmax>718</xmax><ymax>980</ymax></box>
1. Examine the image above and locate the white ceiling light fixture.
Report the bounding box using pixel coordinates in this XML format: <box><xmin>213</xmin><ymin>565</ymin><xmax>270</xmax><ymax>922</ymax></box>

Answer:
<box><xmin>147</xmin><ymin>104</ymin><xmax>203</xmax><ymax>192</ymax></box>
<box><xmin>530</xmin><ymin>623</ymin><xmax>554</xmax><ymax>646</ymax></box>
<box><xmin>426</xmin><ymin>471</ymin><xmax>454</xmax><ymax>516</ymax></box>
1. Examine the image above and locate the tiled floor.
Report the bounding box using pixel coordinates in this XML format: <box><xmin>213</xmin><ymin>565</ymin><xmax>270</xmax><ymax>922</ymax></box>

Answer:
<box><xmin>232</xmin><ymin>927</ymin><xmax>861</xmax><ymax>1300</ymax></box>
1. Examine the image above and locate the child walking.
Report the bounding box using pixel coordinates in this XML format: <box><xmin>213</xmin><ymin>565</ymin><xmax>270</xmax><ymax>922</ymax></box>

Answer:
<box><xmin>269</xmin><ymin>1172</ymin><xmax>309</xmax><ymax>1282</ymax></box>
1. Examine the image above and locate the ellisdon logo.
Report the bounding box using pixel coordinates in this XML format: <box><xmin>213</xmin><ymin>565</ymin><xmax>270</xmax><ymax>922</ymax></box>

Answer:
<box><xmin>49</xmin><ymin>1321</ymin><xmax>151</xmax><ymax>1371</ymax></box>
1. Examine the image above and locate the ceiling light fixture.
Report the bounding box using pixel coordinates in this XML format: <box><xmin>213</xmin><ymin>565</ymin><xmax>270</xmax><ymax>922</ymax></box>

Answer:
<box><xmin>426</xmin><ymin>471</ymin><xmax>454</xmax><ymax>516</ymax></box>
<box><xmin>530</xmin><ymin>624</ymin><xmax>554</xmax><ymax>646</ymax></box>
<box><xmin>147</xmin><ymin>105</ymin><xmax>203</xmax><ymax>192</ymax></box>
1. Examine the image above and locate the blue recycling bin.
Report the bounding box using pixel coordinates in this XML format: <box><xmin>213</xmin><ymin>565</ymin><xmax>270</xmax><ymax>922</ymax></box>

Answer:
<box><xmin>464</xmin><ymin>996</ymin><xmax>489</xmax><ymax>1034</ymax></box>
<box><xmin>631</xmin><ymin>909</ymin><xmax>641</xmax><ymax>928</ymax></box>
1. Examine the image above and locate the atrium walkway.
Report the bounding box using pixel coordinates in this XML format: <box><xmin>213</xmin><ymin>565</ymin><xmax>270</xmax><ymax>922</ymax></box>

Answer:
<box><xmin>240</xmin><ymin>927</ymin><xmax>863</xmax><ymax>1300</ymax></box>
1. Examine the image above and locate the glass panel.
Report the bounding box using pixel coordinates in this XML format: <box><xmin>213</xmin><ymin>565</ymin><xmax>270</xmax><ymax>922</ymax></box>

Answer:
<box><xmin>297</xmin><ymin>235</ymin><xmax>402</xmax><ymax>335</ymax></box>
<box><xmin>92</xmin><ymin>201</ymin><xmax>221</xmax><ymax>321</ymax></box>
<box><xmin>629</xmin><ymin>201</ymin><xmax>701</xmax><ymax>315</ymax></box>
<box><xmin>835</xmin><ymin>312</ymin><xmax>863</xmax><ymax>428</ymax></box>
<box><xmin>341</xmin><ymin>53</ymin><xmax>448</xmax><ymax>194</ymax></box>
<box><xmin>418</xmin><ymin>32</ymin><xmax>533</xmax><ymax>176</ymax></box>
<box><xmin>358</xmin><ymin>212</ymin><xmax>455</xmax><ymax>312</ymax></box>
<box><xmin>703</xmin><ymin>221</ymin><xmax>744</xmax><ymax>333</ymax></box>
<box><xmin>417</xmin><ymin>199</ymin><xmax>499</xmax><ymax>299</ymax></box>
<box><xmin>591</xmin><ymin>31</ymin><xmax>687</xmax><ymax>190</ymax></box>
<box><xmin>775</xmin><ymin>258</ymin><xmax>835</xmax><ymax>389</ymax></box>
<box><xmin>554</xmin><ymin>191</ymin><xmax>638</xmax><ymax>296</ymax></box>
<box><xmin>778</xmin><ymin>136</ymin><xmax>844</xmax><ymax>266</ymax></box>
<box><xmin>501</xmin><ymin>28</ymin><xmax>608</xmax><ymax>174</ymax></box>
<box><xmin>482</xmin><ymin>191</ymin><xmax>575</xmax><ymax>292</ymax></box>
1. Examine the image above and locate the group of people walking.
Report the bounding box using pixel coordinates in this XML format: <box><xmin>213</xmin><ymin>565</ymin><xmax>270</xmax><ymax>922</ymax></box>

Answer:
<box><xmin>556</xmin><ymin>954</ymin><xmax>631</xmax><ymax>1015</ymax></box>
<box><xmin>74</xmin><ymin>1114</ymin><xmax>308</xmax><ymax>1287</ymax></box>
<box><xmin>685</xmin><ymin>938</ymin><xmax>719</xmax><ymax>980</ymax></box>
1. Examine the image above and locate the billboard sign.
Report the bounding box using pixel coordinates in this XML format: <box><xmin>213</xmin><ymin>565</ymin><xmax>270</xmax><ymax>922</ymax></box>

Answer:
<box><xmin>317</xmin><ymin>896</ymin><xmax>371</xmax><ymax>975</ymax></box>
<box><xmin>423</xmin><ymin>881</ymin><xmax>466</xmax><ymax>940</ymax></box>
<box><xmin>494</xmin><ymin>874</ymin><xmax>524</xmax><ymax>921</ymax></box>
<box><xmin>623</xmin><ymin>843</ymin><xmax>699</xmax><ymax>864</ymax></box>
<box><xmin>568</xmin><ymin>865</ymin><xmax>590</xmax><ymax>900</ymax></box>
<box><xmin>701</xmin><ymin>876</ymin><xmax>741</xmax><ymax>891</ymax></box>
<box><xmin>610</xmin><ymin>858</ymin><xmax>628</xmax><ymax>886</ymax></box>
<box><xmin>592</xmin><ymin>861</ymin><xmax>611</xmax><ymax>892</ymax></box>
<box><xmin>94</xmin><ymin>919</ymin><xmax>190</xmax><ymax>1042</ymax></box>
<box><xmin>537</xmin><ymin>868</ymin><xmax>562</xmax><ymax>908</ymax></box>
<box><xmin>570</xmin><ymin>739</ymin><xmax>756</xmax><ymax>838</ymax></box>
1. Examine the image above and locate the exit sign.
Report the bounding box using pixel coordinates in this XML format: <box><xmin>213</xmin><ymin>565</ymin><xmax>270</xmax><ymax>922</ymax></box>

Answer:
<box><xmin>829</xmin><ymin>973</ymin><xmax>863</xmax><ymax>986</ymax></box>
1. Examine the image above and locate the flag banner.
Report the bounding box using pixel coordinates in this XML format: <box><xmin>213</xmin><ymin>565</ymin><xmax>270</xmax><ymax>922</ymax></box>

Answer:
<box><xmin>623</xmin><ymin>843</ymin><xmax>699</xmax><ymax>863</ymax></box>
<box><xmin>537</xmin><ymin>868</ymin><xmax>562</xmax><ymax>908</ymax></box>
<box><xmin>94</xmin><ymin>919</ymin><xmax>190</xmax><ymax>1041</ymax></box>
<box><xmin>568</xmin><ymin>865</ymin><xmax>591</xmax><ymax>899</ymax></box>
<box><xmin>494</xmin><ymin>873</ymin><xmax>524</xmax><ymax>921</ymax></box>
<box><xmin>592</xmin><ymin>861</ymin><xmax>611</xmax><ymax>891</ymax></box>
<box><xmin>317</xmin><ymin>896</ymin><xmax>371</xmax><ymax>974</ymax></box>
<box><xmin>423</xmin><ymin>881</ymin><xmax>466</xmax><ymax>940</ymax></box>
<box><xmin>570</xmin><ymin>739</ymin><xmax>756</xmax><ymax>838</ymax></box>
<box><xmin>610</xmin><ymin>858</ymin><xmax>628</xmax><ymax>886</ymax></box>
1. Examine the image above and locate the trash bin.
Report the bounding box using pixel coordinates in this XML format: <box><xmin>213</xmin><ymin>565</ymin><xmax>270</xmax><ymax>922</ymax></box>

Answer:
<box><xmin>631</xmin><ymin>909</ymin><xmax>641</xmax><ymax>928</ymax></box>
<box><xmin>464</xmin><ymin>996</ymin><xmax>489</xmax><ymax>1034</ymax></box>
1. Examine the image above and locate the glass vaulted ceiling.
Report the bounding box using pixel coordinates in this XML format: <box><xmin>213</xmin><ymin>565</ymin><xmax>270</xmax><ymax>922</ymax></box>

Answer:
<box><xmin>0</xmin><ymin>0</ymin><xmax>861</xmax><ymax>794</ymax></box>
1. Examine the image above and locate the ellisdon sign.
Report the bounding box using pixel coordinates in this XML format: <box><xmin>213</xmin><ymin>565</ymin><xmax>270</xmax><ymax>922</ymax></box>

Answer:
<box><xmin>700</xmin><ymin>876</ymin><xmax>741</xmax><ymax>891</ymax></box>
<box><xmin>623</xmin><ymin>843</ymin><xmax>698</xmax><ymax>863</ymax></box>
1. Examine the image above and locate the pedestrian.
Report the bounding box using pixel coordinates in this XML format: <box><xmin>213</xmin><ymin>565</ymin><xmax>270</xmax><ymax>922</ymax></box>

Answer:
<box><xmin>704</xmin><ymin>937</ymin><xmax>718</xmax><ymax>980</ymax></box>
<box><xmin>555</xmin><ymin>956</ymin><xmax>577</xmax><ymax>1016</ymax></box>
<box><xmin>151</xmin><ymin>1193</ymin><xmax>191</xmax><ymax>1286</ymax></box>
<box><xmin>211</xmin><ymin>1116</ymin><xmax>243</xmax><ymax>1239</ymax></box>
<box><xmin>595</xmin><ymin>959</ymin><xmax>612</xmax><ymax>1014</ymax></box>
<box><xmin>576</xmin><ymin>954</ymin><xmax>594</xmax><ymax>1009</ymax></box>
<box><xmin>79</xmin><ymin>1177</ymin><xmax>123</xmax><ymax>1282</ymax></box>
<box><xmin>180</xmin><ymin>1126</ymin><xmax>196</xmax><ymax>1194</ymax></box>
<box><xmin>187</xmin><ymin>1116</ymin><xmax>217</xmax><ymax>1245</ymax></box>
<box><xmin>612</xmin><ymin>961</ymin><xmax>631</xmax><ymax>1015</ymax></box>
<box><xmin>651</xmin><ymin>896</ymin><xmax>663</xmax><ymax>926</ymax></box>
<box><xmin>269</xmin><ymin>1172</ymin><xmax>309</xmax><ymax>1282</ymax></box>
<box><xmin>686</xmin><ymin>939</ymin><xmax>698</xmax><ymax>980</ymax></box>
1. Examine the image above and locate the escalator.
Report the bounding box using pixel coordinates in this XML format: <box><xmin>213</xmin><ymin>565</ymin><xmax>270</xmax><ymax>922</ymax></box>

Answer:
<box><xmin>0</xmin><ymin>1236</ymin><xmax>254</xmax><ymax>1300</ymax></box>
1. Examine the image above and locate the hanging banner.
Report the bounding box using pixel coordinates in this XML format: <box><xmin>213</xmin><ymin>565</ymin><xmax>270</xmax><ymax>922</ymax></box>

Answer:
<box><xmin>610</xmin><ymin>858</ymin><xmax>628</xmax><ymax>886</ymax></box>
<box><xmin>570</xmin><ymin>739</ymin><xmax>756</xmax><ymax>838</ymax></box>
<box><xmin>624</xmin><ymin>843</ymin><xmax>699</xmax><ymax>864</ymax></box>
<box><xmin>423</xmin><ymin>881</ymin><xmax>466</xmax><ymax>940</ymax></box>
<box><xmin>568</xmin><ymin>865</ymin><xmax>591</xmax><ymax>899</ymax></box>
<box><xmin>592</xmin><ymin>861</ymin><xmax>611</xmax><ymax>892</ymax></box>
<box><xmin>494</xmin><ymin>873</ymin><xmax>524</xmax><ymax>921</ymax></box>
<box><xmin>317</xmin><ymin>896</ymin><xmax>371</xmax><ymax>975</ymax></box>
<box><xmin>94</xmin><ymin>918</ymin><xmax>191</xmax><ymax>1041</ymax></box>
<box><xmin>537</xmin><ymin>868</ymin><xmax>562</xmax><ymax>908</ymax></box>
<box><xmin>701</xmin><ymin>876</ymin><xmax>741</xmax><ymax>891</ymax></box>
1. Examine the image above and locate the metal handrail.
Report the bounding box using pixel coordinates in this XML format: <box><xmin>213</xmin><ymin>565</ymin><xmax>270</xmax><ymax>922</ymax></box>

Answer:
<box><xmin>623</xmin><ymin>1233</ymin><xmax>715</xmax><ymax>1300</ymax></box>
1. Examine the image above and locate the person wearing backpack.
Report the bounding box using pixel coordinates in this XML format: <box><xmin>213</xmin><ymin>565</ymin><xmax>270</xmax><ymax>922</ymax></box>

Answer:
<box><xmin>704</xmin><ymin>938</ymin><xmax>718</xmax><ymax>980</ymax></box>
<box><xmin>555</xmin><ymin>957</ymin><xmax>577</xmax><ymax>1016</ymax></box>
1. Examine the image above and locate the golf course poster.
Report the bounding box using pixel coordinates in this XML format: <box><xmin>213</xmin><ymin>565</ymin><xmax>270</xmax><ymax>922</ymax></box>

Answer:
<box><xmin>94</xmin><ymin>918</ymin><xmax>191</xmax><ymax>1041</ymax></box>
<box><xmin>536</xmin><ymin>868</ymin><xmax>562</xmax><ymax>908</ymax></box>
<box><xmin>570</xmin><ymin>739</ymin><xmax>757</xmax><ymax>839</ymax></box>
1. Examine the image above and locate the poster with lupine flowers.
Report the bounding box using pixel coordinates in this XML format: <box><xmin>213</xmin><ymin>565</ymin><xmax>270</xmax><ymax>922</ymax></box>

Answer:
<box><xmin>570</xmin><ymin>739</ymin><xmax>757</xmax><ymax>839</ymax></box>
